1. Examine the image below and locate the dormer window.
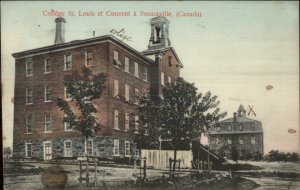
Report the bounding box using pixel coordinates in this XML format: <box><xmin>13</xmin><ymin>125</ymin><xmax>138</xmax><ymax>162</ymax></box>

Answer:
<box><xmin>113</xmin><ymin>50</ymin><xmax>122</xmax><ymax>67</ymax></box>
<box><xmin>239</xmin><ymin>124</ymin><xmax>243</xmax><ymax>131</ymax></box>
<box><xmin>251</xmin><ymin>123</ymin><xmax>255</xmax><ymax>131</ymax></box>
<box><xmin>227</xmin><ymin>124</ymin><xmax>232</xmax><ymax>131</ymax></box>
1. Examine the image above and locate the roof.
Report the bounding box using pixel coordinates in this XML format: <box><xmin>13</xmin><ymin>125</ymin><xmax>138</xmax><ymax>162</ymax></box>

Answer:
<box><xmin>12</xmin><ymin>35</ymin><xmax>155</xmax><ymax>65</ymax></box>
<box><xmin>238</xmin><ymin>104</ymin><xmax>246</xmax><ymax>113</ymax></box>
<box><xmin>209</xmin><ymin>116</ymin><xmax>263</xmax><ymax>134</ymax></box>
<box><xmin>142</xmin><ymin>47</ymin><xmax>183</xmax><ymax>68</ymax></box>
<box><xmin>219</xmin><ymin>116</ymin><xmax>260</xmax><ymax>123</ymax></box>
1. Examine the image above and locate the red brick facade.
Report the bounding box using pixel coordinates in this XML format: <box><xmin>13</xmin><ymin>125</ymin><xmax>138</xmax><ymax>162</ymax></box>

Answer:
<box><xmin>12</xmin><ymin>17</ymin><xmax>183</xmax><ymax>160</ymax></box>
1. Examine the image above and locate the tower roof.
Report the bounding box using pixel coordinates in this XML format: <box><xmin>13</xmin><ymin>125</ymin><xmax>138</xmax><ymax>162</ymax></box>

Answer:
<box><xmin>238</xmin><ymin>104</ymin><xmax>246</xmax><ymax>113</ymax></box>
<box><xmin>150</xmin><ymin>16</ymin><xmax>170</xmax><ymax>24</ymax></box>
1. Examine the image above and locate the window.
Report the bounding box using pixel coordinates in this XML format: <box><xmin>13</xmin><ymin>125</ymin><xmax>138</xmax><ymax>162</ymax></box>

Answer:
<box><xmin>134</xmin><ymin>88</ymin><xmax>139</xmax><ymax>105</ymax></box>
<box><xmin>134</xmin><ymin>116</ymin><xmax>139</xmax><ymax>133</ymax></box>
<box><xmin>26</xmin><ymin>114</ymin><xmax>33</xmax><ymax>133</ymax></box>
<box><xmin>227</xmin><ymin>137</ymin><xmax>232</xmax><ymax>144</ymax></box>
<box><xmin>227</xmin><ymin>124</ymin><xmax>232</xmax><ymax>131</ymax></box>
<box><xmin>85</xmin><ymin>50</ymin><xmax>93</xmax><ymax>66</ymax></box>
<box><xmin>124</xmin><ymin>113</ymin><xmax>129</xmax><ymax>131</ymax></box>
<box><xmin>64</xmin><ymin>141</ymin><xmax>72</xmax><ymax>157</ymax></box>
<box><xmin>143</xmin><ymin>67</ymin><xmax>148</xmax><ymax>81</ymax></box>
<box><xmin>64</xmin><ymin>87</ymin><xmax>71</xmax><ymax>100</ymax></box>
<box><xmin>135</xmin><ymin>149</ymin><xmax>139</xmax><ymax>157</ymax></box>
<box><xmin>44</xmin><ymin>86</ymin><xmax>52</xmax><ymax>102</ymax></box>
<box><xmin>144</xmin><ymin>124</ymin><xmax>149</xmax><ymax>136</ymax></box>
<box><xmin>44</xmin><ymin>58</ymin><xmax>51</xmax><ymax>73</ymax></box>
<box><xmin>25</xmin><ymin>143</ymin><xmax>32</xmax><ymax>158</ymax></box>
<box><xmin>125</xmin><ymin>141</ymin><xmax>130</xmax><ymax>157</ymax></box>
<box><xmin>217</xmin><ymin>126</ymin><xmax>221</xmax><ymax>132</ymax></box>
<box><xmin>251</xmin><ymin>136</ymin><xmax>256</xmax><ymax>144</ymax></box>
<box><xmin>168</xmin><ymin>76</ymin><xmax>171</xmax><ymax>83</ymax></box>
<box><xmin>85</xmin><ymin>140</ymin><xmax>93</xmax><ymax>156</ymax></box>
<box><xmin>44</xmin><ymin>114</ymin><xmax>52</xmax><ymax>132</ymax></box>
<box><xmin>114</xmin><ymin>50</ymin><xmax>119</xmax><ymax>60</ymax></box>
<box><xmin>251</xmin><ymin>123</ymin><xmax>255</xmax><ymax>131</ymax></box>
<box><xmin>125</xmin><ymin>84</ymin><xmax>130</xmax><ymax>101</ymax></box>
<box><xmin>239</xmin><ymin>124</ymin><xmax>243</xmax><ymax>131</ymax></box>
<box><xmin>113</xmin><ymin>139</ymin><xmax>119</xmax><ymax>156</ymax></box>
<box><xmin>113</xmin><ymin>50</ymin><xmax>121</xmax><ymax>67</ymax></box>
<box><xmin>114</xmin><ymin>79</ymin><xmax>119</xmax><ymax>97</ymax></box>
<box><xmin>26</xmin><ymin>88</ymin><xmax>33</xmax><ymax>104</ymax></box>
<box><xmin>161</xmin><ymin>72</ymin><xmax>165</xmax><ymax>85</ymax></box>
<box><xmin>168</xmin><ymin>56</ymin><xmax>172</xmax><ymax>67</ymax></box>
<box><xmin>239</xmin><ymin>137</ymin><xmax>244</xmax><ymax>144</ymax></box>
<box><xmin>114</xmin><ymin>110</ymin><xmax>119</xmax><ymax>130</ymax></box>
<box><xmin>26</xmin><ymin>60</ymin><xmax>33</xmax><ymax>76</ymax></box>
<box><xmin>134</xmin><ymin>62</ymin><xmax>139</xmax><ymax>77</ymax></box>
<box><xmin>64</xmin><ymin>54</ymin><xmax>72</xmax><ymax>70</ymax></box>
<box><xmin>216</xmin><ymin>137</ymin><xmax>220</xmax><ymax>144</ymax></box>
<box><xmin>64</xmin><ymin>114</ymin><xmax>72</xmax><ymax>131</ymax></box>
<box><xmin>124</xmin><ymin>57</ymin><xmax>129</xmax><ymax>72</ymax></box>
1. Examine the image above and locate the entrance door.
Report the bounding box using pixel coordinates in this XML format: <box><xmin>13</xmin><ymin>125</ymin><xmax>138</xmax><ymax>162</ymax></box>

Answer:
<box><xmin>44</xmin><ymin>141</ymin><xmax>52</xmax><ymax>160</ymax></box>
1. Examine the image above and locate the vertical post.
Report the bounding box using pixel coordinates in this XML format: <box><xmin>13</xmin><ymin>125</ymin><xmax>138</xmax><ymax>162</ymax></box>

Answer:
<box><xmin>200</xmin><ymin>161</ymin><xmax>203</xmax><ymax>171</ymax></box>
<box><xmin>178</xmin><ymin>159</ymin><xmax>181</xmax><ymax>176</ymax></box>
<box><xmin>197</xmin><ymin>160</ymin><xmax>199</xmax><ymax>172</ymax></box>
<box><xmin>86</xmin><ymin>161</ymin><xmax>89</xmax><ymax>185</ymax></box>
<box><xmin>79</xmin><ymin>161</ymin><xmax>82</xmax><ymax>183</ymax></box>
<box><xmin>208</xmin><ymin>161</ymin><xmax>212</xmax><ymax>173</ymax></box>
<box><xmin>169</xmin><ymin>157</ymin><xmax>172</xmax><ymax>178</ymax></box>
<box><xmin>143</xmin><ymin>157</ymin><xmax>147</xmax><ymax>180</ymax></box>
<box><xmin>94</xmin><ymin>161</ymin><xmax>97</xmax><ymax>186</ymax></box>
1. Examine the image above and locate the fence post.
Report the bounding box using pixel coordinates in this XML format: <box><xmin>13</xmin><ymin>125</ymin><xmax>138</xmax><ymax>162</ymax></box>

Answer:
<box><xmin>94</xmin><ymin>160</ymin><xmax>97</xmax><ymax>186</ymax></box>
<box><xmin>86</xmin><ymin>161</ymin><xmax>89</xmax><ymax>185</ymax></box>
<box><xmin>169</xmin><ymin>157</ymin><xmax>172</xmax><ymax>178</ymax></box>
<box><xmin>143</xmin><ymin>157</ymin><xmax>147</xmax><ymax>180</ymax></box>
<box><xmin>78</xmin><ymin>161</ymin><xmax>82</xmax><ymax>183</ymax></box>
<box><xmin>178</xmin><ymin>159</ymin><xmax>181</xmax><ymax>176</ymax></box>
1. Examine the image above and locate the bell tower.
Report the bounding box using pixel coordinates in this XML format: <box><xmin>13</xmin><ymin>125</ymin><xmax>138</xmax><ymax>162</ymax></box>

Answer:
<box><xmin>148</xmin><ymin>17</ymin><xmax>171</xmax><ymax>50</ymax></box>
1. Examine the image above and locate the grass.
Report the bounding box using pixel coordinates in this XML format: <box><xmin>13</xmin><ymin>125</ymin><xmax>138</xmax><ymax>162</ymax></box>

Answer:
<box><xmin>4</xmin><ymin>162</ymin><xmax>45</xmax><ymax>175</ymax></box>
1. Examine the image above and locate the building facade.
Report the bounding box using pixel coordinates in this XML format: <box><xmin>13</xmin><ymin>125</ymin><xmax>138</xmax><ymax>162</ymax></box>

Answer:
<box><xmin>12</xmin><ymin>16</ymin><xmax>183</xmax><ymax>161</ymax></box>
<box><xmin>208</xmin><ymin>105</ymin><xmax>264</xmax><ymax>160</ymax></box>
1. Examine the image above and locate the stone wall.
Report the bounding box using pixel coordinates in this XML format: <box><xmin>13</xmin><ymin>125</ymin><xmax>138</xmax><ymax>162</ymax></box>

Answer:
<box><xmin>13</xmin><ymin>136</ymin><xmax>136</xmax><ymax>160</ymax></box>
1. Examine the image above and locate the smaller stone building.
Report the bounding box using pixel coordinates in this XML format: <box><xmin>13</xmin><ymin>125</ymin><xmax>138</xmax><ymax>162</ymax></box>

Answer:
<box><xmin>208</xmin><ymin>105</ymin><xmax>264</xmax><ymax>160</ymax></box>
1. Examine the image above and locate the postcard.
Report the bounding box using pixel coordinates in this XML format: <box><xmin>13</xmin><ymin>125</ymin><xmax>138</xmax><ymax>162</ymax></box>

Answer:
<box><xmin>1</xmin><ymin>1</ymin><xmax>299</xmax><ymax>190</ymax></box>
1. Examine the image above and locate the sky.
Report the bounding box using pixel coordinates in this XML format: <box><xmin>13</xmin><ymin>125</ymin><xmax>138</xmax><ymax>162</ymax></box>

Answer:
<box><xmin>1</xmin><ymin>1</ymin><xmax>299</xmax><ymax>154</ymax></box>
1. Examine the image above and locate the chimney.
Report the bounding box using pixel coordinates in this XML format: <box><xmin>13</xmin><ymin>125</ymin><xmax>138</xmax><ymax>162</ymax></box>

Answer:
<box><xmin>233</xmin><ymin>112</ymin><xmax>237</xmax><ymax>123</ymax></box>
<box><xmin>54</xmin><ymin>17</ymin><xmax>66</xmax><ymax>45</ymax></box>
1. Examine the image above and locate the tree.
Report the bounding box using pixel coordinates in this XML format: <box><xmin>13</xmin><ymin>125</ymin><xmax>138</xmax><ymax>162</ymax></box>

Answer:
<box><xmin>3</xmin><ymin>147</ymin><xmax>12</xmax><ymax>159</ymax></box>
<box><xmin>137</xmin><ymin>77</ymin><xmax>226</xmax><ymax>176</ymax></box>
<box><xmin>56</xmin><ymin>67</ymin><xmax>107</xmax><ymax>156</ymax></box>
<box><xmin>231</xmin><ymin>146</ymin><xmax>238</xmax><ymax>163</ymax></box>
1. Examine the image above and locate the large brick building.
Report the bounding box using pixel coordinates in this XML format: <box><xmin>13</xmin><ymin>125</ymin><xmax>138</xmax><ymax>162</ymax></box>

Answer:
<box><xmin>208</xmin><ymin>105</ymin><xmax>264</xmax><ymax>160</ymax></box>
<box><xmin>12</xmin><ymin>16</ymin><xmax>183</xmax><ymax>161</ymax></box>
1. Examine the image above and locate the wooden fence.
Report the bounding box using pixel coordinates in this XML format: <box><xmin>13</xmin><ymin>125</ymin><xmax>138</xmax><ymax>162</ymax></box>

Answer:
<box><xmin>141</xmin><ymin>149</ymin><xmax>193</xmax><ymax>169</ymax></box>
